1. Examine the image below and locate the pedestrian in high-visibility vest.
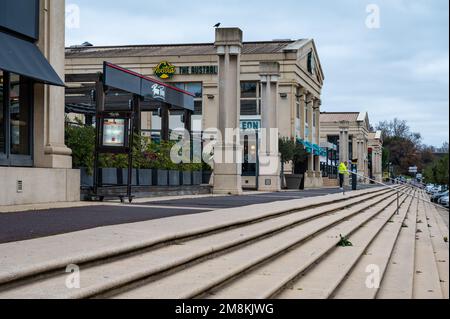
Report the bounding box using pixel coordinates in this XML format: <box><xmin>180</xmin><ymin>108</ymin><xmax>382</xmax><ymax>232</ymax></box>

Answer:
<box><xmin>338</xmin><ymin>161</ymin><xmax>349</xmax><ymax>190</ymax></box>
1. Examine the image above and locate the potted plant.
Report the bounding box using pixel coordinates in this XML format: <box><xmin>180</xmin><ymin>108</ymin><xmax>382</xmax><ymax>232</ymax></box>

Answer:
<box><xmin>65</xmin><ymin>121</ymin><xmax>95</xmax><ymax>186</ymax></box>
<box><xmin>280</xmin><ymin>137</ymin><xmax>307</xmax><ymax>190</ymax></box>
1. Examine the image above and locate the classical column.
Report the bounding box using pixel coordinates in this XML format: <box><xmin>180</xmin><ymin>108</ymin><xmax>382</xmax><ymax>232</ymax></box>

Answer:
<box><xmin>313</xmin><ymin>99</ymin><xmax>321</xmax><ymax>173</ymax></box>
<box><xmin>258</xmin><ymin>62</ymin><xmax>281</xmax><ymax>191</ymax></box>
<box><xmin>34</xmin><ymin>0</ymin><xmax>72</xmax><ymax>168</ymax></box>
<box><xmin>299</xmin><ymin>89</ymin><xmax>307</xmax><ymax>140</ymax></box>
<box><xmin>339</xmin><ymin>122</ymin><xmax>349</xmax><ymax>163</ymax></box>
<box><xmin>306</xmin><ymin>94</ymin><xmax>314</xmax><ymax>173</ymax></box>
<box><xmin>356</xmin><ymin>134</ymin><xmax>365</xmax><ymax>181</ymax></box>
<box><xmin>213</xmin><ymin>28</ymin><xmax>243</xmax><ymax>195</ymax></box>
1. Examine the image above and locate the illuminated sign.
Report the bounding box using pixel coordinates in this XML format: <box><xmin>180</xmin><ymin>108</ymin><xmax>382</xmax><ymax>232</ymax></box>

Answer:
<box><xmin>102</xmin><ymin>118</ymin><xmax>126</xmax><ymax>147</ymax></box>
<box><xmin>154</xmin><ymin>61</ymin><xmax>176</xmax><ymax>79</ymax></box>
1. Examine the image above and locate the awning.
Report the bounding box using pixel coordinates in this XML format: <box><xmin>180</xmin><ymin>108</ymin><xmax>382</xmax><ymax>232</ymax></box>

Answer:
<box><xmin>312</xmin><ymin>144</ymin><xmax>322</xmax><ymax>155</ymax></box>
<box><xmin>297</xmin><ymin>138</ymin><xmax>313</xmax><ymax>154</ymax></box>
<box><xmin>103</xmin><ymin>62</ymin><xmax>194</xmax><ymax>111</ymax></box>
<box><xmin>0</xmin><ymin>31</ymin><xmax>65</xmax><ymax>87</ymax></box>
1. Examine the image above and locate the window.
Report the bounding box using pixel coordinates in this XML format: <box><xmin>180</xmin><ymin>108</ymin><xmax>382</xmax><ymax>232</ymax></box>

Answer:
<box><xmin>0</xmin><ymin>71</ymin><xmax>33</xmax><ymax>166</ymax></box>
<box><xmin>240</xmin><ymin>82</ymin><xmax>261</xmax><ymax>116</ymax></box>
<box><xmin>307</xmin><ymin>51</ymin><xmax>316</xmax><ymax>75</ymax></box>
<box><xmin>171</xmin><ymin>83</ymin><xmax>203</xmax><ymax>131</ymax></box>
<box><xmin>295</xmin><ymin>94</ymin><xmax>301</xmax><ymax>120</ymax></box>
<box><xmin>0</xmin><ymin>71</ymin><xmax>4</xmax><ymax>154</ymax></box>
<box><xmin>173</xmin><ymin>83</ymin><xmax>203</xmax><ymax>114</ymax></box>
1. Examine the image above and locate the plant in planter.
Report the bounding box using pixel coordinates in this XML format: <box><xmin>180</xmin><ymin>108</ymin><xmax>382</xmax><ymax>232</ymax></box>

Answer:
<box><xmin>65</xmin><ymin>120</ymin><xmax>95</xmax><ymax>174</ymax></box>
<box><xmin>279</xmin><ymin>137</ymin><xmax>296</xmax><ymax>189</ymax></box>
<box><xmin>279</xmin><ymin>137</ymin><xmax>307</xmax><ymax>190</ymax></box>
<box><xmin>202</xmin><ymin>161</ymin><xmax>213</xmax><ymax>185</ymax></box>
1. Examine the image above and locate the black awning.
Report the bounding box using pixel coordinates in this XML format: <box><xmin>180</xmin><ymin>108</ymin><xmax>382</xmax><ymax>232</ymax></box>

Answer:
<box><xmin>103</xmin><ymin>62</ymin><xmax>195</xmax><ymax>111</ymax></box>
<box><xmin>0</xmin><ymin>31</ymin><xmax>65</xmax><ymax>87</ymax></box>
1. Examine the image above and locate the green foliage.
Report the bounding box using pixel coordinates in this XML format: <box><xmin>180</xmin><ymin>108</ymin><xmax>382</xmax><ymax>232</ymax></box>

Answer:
<box><xmin>65</xmin><ymin>124</ymin><xmax>206</xmax><ymax>175</ymax></box>
<box><xmin>423</xmin><ymin>154</ymin><xmax>449</xmax><ymax>186</ymax></box>
<box><xmin>65</xmin><ymin>123</ymin><xmax>95</xmax><ymax>175</ymax></box>
<box><xmin>279</xmin><ymin>137</ymin><xmax>307</xmax><ymax>165</ymax></box>
<box><xmin>279</xmin><ymin>137</ymin><xmax>296</xmax><ymax>164</ymax></box>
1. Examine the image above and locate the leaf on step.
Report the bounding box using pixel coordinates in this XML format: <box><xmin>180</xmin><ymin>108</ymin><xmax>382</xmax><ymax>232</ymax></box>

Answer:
<box><xmin>337</xmin><ymin>234</ymin><xmax>353</xmax><ymax>247</ymax></box>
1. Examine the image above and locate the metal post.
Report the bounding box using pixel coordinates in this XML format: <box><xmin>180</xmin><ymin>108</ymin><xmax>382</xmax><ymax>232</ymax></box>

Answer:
<box><xmin>396</xmin><ymin>191</ymin><xmax>400</xmax><ymax>215</ymax></box>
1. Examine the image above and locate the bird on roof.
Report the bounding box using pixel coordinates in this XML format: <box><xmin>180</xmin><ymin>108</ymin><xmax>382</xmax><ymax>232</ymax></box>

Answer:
<box><xmin>214</xmin><ymin>23</ymin><xmax>221</xmax><ymax>28</ymax></box>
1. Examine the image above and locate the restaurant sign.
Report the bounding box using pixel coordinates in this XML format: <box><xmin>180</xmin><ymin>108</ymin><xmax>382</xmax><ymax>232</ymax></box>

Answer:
<box><xmin>154</xmin><ymin>61</ymin><xmax>176</xmax><ymax>79</ymax></box>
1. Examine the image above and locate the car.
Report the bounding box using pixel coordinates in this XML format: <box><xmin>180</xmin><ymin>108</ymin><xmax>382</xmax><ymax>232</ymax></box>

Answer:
<box><xmin>431</xmin><ymin>190</ymin><xmax>448</xmax><ymax>203</ymax></box>
<box><xmin>426</xmin><ymin>184</ymin><xmax>435</xmax><ymax>193</ymax></box>
<box><xmin>438</xmin><ymin>195</ymin><xmax>448</xmax><ymax>204</ymax></box>
<box><xmin>440</xmin><ymin>196</ymin><xmax>449</xmax><ymax>208</ymax></box>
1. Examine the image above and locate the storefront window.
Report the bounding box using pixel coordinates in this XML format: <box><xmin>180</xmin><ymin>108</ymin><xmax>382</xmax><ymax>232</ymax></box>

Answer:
<box><xmin>0</xmin><ymin>71</ymin><xmax>33</xmax><ymax>166</ymax></box>
<box><xmin>9</xmin><ymin>74</ymin><xmax>31</xmax><ymax>156</ymax></box>
<box><xmin>0</xmin><ymin>71</ymin><xmax>4</xmax><ymax>154</ymax></box>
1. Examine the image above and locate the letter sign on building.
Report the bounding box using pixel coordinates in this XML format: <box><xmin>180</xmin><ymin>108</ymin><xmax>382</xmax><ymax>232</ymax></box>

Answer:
<box><xmin>154</xmin><ymin>61</ymin><xmax>176</xmax><ymax>79</ymax></box>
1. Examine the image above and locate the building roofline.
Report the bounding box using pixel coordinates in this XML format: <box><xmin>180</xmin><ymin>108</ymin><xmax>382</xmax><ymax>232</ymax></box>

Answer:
<box><xmin>65</xmin><ymin>39</ymin><xmax>299</xmax><ymax>50</ymax></box>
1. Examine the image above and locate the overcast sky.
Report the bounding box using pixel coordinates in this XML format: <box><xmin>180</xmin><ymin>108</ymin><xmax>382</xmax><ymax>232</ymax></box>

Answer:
<box><xmin>65</xmin><ymin>0</ymin><xmax>449</xmax><ymax>147</ymax></box>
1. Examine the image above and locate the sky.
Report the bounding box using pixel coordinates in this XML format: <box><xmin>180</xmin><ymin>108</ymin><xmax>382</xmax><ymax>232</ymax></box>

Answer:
<box><xmin>65</xmin><ymin>0</ymin><xmax>449</xmax><ymax>147</ymax></box>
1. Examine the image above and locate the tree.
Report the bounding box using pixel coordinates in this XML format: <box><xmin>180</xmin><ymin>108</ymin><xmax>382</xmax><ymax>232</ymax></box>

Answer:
<box><xmin>424</xmin><ymin>154</ymin><xmax>449</xmax><ymax>186</ymax></box>
<box><xmin>376</xmin><ymin>118</ymin><xmax>423</xmax><ymax>176</ymax></box>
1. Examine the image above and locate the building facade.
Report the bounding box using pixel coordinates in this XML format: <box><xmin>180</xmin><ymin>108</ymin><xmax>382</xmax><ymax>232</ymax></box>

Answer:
<box><xmin>320</xmin><ymin>112</ymin><xmax>383</xmax><ymax>183</ymax></box>
<box><xmin>0</xmin><ymin>0</ymin><xmax>79</xmax><ymax>206</ymax></box>
<box><xmin>65</xmin><ymin>37</ymin><xmax>325</xmax><ymax>189</ymax></box>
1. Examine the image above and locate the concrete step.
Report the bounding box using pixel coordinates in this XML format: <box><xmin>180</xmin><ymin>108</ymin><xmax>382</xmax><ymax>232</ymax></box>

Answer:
<box><xmin>376</xmin><ymin>195</ymin><xmax>419</xmax><ymax>299</ymax></box>
<box><xmin>108</xmin><ymin>191</ymin><xmax>401</xmax><ymax>299</ymax></box>
<box><xmin>0</xmin><ymin>186</ymin><xmax>390</xmax><ymax>289</ymax></box>
<box><xmin>421</xmin><ymin>197</ymin><xmax>449</xmax><ymax>299</ymax></box>
<box><xmin>331</xmin><ymin>191</ymin><xmax>415</xmax><ymax>299</ymax></box>
<box><xmin>275</xmin><ymin>190</ymin><xmax>413</xmax><ymax>299</ymax></box>
<box><xmin>207</xmin><ymin>192</ymin><xmax>408</xmax><ymax>299</ymax></box>
<box><xmin>0</xmin><ymin>188</ymin><xmax>399</xmax><ymax>299</ymax></box>
<box><xmin>412</xmin><ymin>197</ymin><xmax>444</xmax><ymax>299</ymax></box>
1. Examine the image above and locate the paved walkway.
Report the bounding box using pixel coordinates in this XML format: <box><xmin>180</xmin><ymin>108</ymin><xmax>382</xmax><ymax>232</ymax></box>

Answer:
<box><xmin>0</xmin><ymin>185</ymin><xmax>378</xmax><ymax>244</ymax></box>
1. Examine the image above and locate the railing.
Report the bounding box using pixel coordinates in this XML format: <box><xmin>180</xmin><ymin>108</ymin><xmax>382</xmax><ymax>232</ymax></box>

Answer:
<box><xmin>320</xmin><ymin>163</ymin><xmax>338</xmax><ymax>179</ymax></box>
<box><xmin>336</xmin><ymin>165</ymin><xmax>450</xmax><ymax>212</ymax></box>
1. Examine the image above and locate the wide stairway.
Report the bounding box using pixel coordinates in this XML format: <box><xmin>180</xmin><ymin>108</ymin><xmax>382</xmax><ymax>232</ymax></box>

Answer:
<box><xmin>0</xmin><ymin>186</ymin><xmax>447</xmax><ymax>299</ymax></box>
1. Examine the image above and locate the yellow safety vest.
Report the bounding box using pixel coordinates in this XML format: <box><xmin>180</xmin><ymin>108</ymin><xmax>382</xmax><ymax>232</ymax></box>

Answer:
<box><xmin>338</xmin><ymin>163</ymin><xmax>349</xmax><ymax>175</ymax></box>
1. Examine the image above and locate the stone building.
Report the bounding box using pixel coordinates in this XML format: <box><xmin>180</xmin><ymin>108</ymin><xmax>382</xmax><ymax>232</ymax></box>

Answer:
<box><xmin>320</xmin><ymin>112</ymin><xmax>383</xmax><ymax>183</ymax></box>
<box><xmin>65</xmin><ymin>34</ymin><xmax>326</xmax><ymax>189</ymax></box>
<box><xmin>1</xmin><ymin>0</ymin><xmax>79</xmax><ymax>206</ymax></box>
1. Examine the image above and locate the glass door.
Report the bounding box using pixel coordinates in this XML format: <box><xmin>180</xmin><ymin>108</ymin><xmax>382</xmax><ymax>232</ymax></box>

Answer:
<box><xmin>0</xmin><ymin>71</ymin><xmax>33</xmax><ymax>167</ymax></box>
<box><xmin>0</xmin><ymin>70</ymin><xmax>6</xmax><ymax>162</ymax></box>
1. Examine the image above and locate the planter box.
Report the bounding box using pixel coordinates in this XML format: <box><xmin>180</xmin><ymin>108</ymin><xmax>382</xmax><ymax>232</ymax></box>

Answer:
<box><xmin>169</xmin><ymin>170</ymin><xmax>180</xmax><ymax>186</ymax></box>
<box><xmin>101</xmin><ymin>168</ymin><xmax>117</xmax><ymax>185</ymax></box>
<box><xmin>285</xmin><ymin>174</ymin><xmax>303</xmax><ymax>190</ymax></box>
<box><xmin>202</xmin><ymin>171</ymin><xmax>212</xmax><ymax>185</ymax></box>
<box><xmin>120</xmin><ymin>169</ymin><xmax>138</xmax><ymax>186</ymax></box>
<box><xmin>193</xmin><ymin>171</ymin><xmax>203</xmax><ymax>185</ymax></box>
<box><xmin>155</xmin><ymin>169</ymin><xmax>168</xmax><ymax>186</ymax></box>
<box><xmin>182</xmin><ymin>171</ymin><xmax>192</xmax><ymax>185</ymax></box>
<box><xmin>138</xmin><ymin>169</ymin><xmax>153</xmax><ymax>186</ymax></box>
<box><xmin>80</xmin><ymin>167</ymin><xmax>93</xmax><ymax>187</ymax></box>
